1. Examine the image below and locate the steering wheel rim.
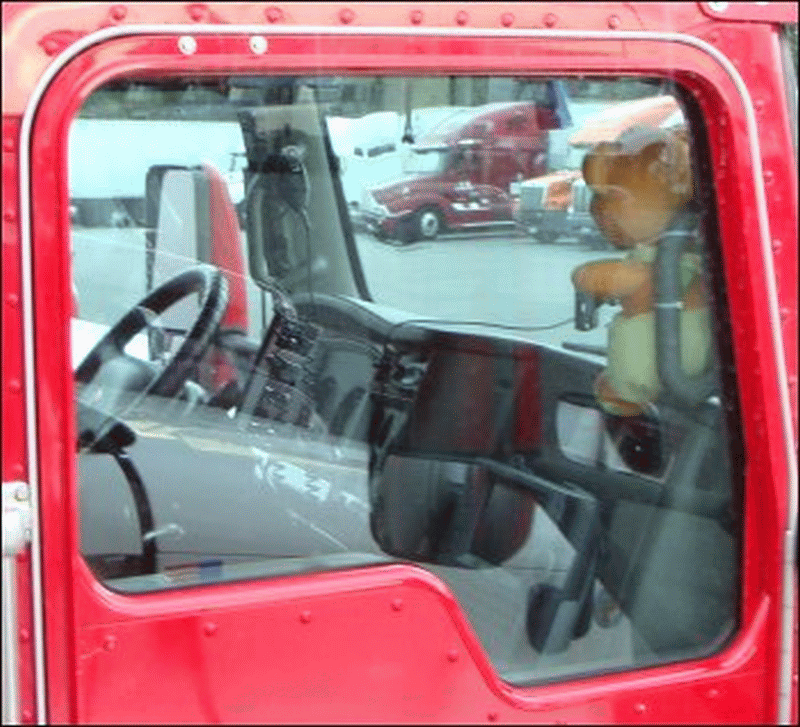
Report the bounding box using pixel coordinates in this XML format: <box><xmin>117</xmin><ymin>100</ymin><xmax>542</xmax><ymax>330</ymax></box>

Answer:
<box><xmin>75</xmin><ymin>265</ymin><xmax>229</xmax><ymax>399</ymax></box>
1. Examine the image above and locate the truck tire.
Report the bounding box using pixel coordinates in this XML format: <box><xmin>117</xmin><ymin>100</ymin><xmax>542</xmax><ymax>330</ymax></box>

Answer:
<box><xmin>395</xmin><ymin>215</ymin><xmax>418</xmax><ymax>244</ymax></box>
<box><xmin>415</xmin><ymin>207</ymin><xmax>443</xmax><ymax>240</ymax></box>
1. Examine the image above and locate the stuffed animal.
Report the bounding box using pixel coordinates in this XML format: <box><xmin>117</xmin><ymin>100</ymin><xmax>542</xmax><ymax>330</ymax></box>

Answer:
<box><xmin>571</xmin><ymin>125</ymin><xmax>711</xmax><ymax>416</ymax></box>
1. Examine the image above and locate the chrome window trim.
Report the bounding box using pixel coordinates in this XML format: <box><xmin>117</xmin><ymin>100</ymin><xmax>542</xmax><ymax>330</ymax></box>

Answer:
<box><xmin>17</xmin><ymin>23</ymin><xmax>796</xmax><ymax>724</ymax></box>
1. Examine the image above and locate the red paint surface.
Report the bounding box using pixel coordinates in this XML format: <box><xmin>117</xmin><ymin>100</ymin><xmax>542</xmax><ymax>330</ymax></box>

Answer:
<box><xmin>203</xmin><ymin>162</ymin><xmax>248</xmax><ymax>333</ymax></box>
<box><xmin>2</xmin><ymin>3</ymin><xmax>796</xmax><ymax>723</ymax></box>
<box><xmin>202</xmin><ymin>162</ymin><xmax>248</xmax><ymax>388</ymax></box>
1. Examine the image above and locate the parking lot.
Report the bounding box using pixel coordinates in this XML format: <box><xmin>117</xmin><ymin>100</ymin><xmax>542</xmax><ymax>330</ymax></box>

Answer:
<box><xmin>72</xmin><ymin>225</ymin><xmax>617</xmax><ymax>355</ymax></box>
<box><xmin>354</xmin><ymin>227</ymin><xmax>616</xmax><ymax>351</ymax></box>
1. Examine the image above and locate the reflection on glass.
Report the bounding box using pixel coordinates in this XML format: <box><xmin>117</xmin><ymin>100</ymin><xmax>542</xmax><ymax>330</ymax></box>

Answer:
<box><xmin>402</xmin><ymin>147</ymin><xmax>449</xmax><ymax>175</ymax></box>
<box><xmin>70</xmin><ymin>75</ymin><xmax>739</xmax><ymax>686</ymax></box>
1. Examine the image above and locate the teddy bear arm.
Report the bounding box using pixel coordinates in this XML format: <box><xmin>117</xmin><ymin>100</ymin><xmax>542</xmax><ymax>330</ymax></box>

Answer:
<box><xmin>572</xmin><ymin>259</ymin><xmax>651</xmax><ymax>301</ymax></box>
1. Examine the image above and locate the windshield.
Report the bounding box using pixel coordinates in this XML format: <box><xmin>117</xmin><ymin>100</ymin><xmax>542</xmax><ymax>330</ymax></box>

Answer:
<box><xmin>402</xmin><ymin>147</ymin><xmax>449</xmax><ymax>175</ymax></box>
<box><xmin>69</xmin><ymin>73</ymin><xmax>740</xmax><ymax>688</ymax></box>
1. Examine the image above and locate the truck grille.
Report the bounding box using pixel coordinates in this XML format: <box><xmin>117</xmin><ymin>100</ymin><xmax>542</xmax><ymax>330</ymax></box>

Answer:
<box><xmin>572</xmin><ymin>181</ymin><xmax>592</xmax><ymax>214</ymax></box>
<box><xmin>520</xmin><ymin>184</ymin><xmax>545</xmax><ymax>210</ymax></box>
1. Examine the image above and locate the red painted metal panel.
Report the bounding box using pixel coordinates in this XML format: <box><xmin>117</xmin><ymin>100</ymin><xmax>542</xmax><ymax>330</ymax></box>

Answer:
<box><xmin>67</xmin><ymin>559</ymin><xmax>774</xmax><ymax>724</ymax></box>
<box><xmin>4</xmin><ymin>3</ymin><xmax>794</xmax><ymax>723</ymax></box>
<box><xmin>1</xmin><ymin>112</ymin><xmax>38</xmax><ymax>724</ymax></box>
<box><xmin>699</xmin><ymin>2</ymin><xmax>798</xmax><ymax>24</ymax></box>
<box><xmin>2</xmin><ymin>114</ymin><xmax>26</xmax><ymax>484</ymax></box>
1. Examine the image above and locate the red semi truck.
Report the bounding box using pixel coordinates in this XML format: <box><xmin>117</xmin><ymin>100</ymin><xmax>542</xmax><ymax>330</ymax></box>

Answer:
<box><xmin>358</xmin><ymin>95</ymin><xmax>568</xmax><ymax>242</ymax></box>
<box><xmin>2</xmin><ymin>3</ymin><xmax>797</xmax><ymax>724</ymax></box>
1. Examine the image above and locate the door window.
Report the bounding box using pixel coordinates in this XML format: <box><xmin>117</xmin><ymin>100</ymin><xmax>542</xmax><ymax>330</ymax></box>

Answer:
<box><xmin>70</xmin><ymin>73</ymin><xmax>741</xmax><ymax>684</ymax></box>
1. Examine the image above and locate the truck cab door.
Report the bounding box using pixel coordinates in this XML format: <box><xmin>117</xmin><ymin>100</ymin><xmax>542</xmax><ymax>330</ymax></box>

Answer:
<box><xmin>10</xmin><ymin>9</ymin><xmax>796</xmax><ymax>724</ymax></box>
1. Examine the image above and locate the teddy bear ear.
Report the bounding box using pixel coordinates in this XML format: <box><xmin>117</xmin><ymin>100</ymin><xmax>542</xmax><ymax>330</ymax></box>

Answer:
<box><xmin>646</xmin><ymin>133</ymin><xmax>693</xmax><ymax>198</ymax></box>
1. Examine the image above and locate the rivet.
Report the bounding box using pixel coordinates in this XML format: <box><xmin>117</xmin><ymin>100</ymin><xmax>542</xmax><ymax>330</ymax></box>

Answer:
<box><xmin>249</xmin><ymin>36</ymin><xmax>268</xmax><ymax>54</ymax></box>
<box><xmin>8</xmin><ymin>379</ymin><xmax>22</xmax><ymax>394</ymax></box>
<box><xmin>544</xmin><ymin>13</ymin><xmax>557</xmax><ymax>28</ymax></box>
<box><xmin>410</xmin><ymin>9</ymin><xmax>423</xmax><ymax>25</ymax></box>
<box><xmin>203</xmin><ymin>621</ymin><xmax>218</xmax><ymax>636</ymax></box>
<box><xmin>608</xmin><ymin>14</ymin><xmax>621</xmax><ymax>29</ymax></box>
<box><xmin>709</xmin><ymin>31</ymin><xmax>720</xmax><ymax>43</ymax></box>
<box><xmin>265</xmin><ymin>6</ymin><xmax>283</xmax><ymax>23</ymax></box>
<box><xmin>11</xmin><ymin>464</ymin><xmax>24</xmax><ymax>478</ymax></box>
<box><xmin>763</xmin><ymin>170</ymin><xmax>774</xmax><ymax>185</ymax></box>
<box><xmin>447</xmin><ymin>648</ymin><xmax>459</xmax><ymax>662</ymax></box>
<box><xmin>487</xmin><ymin>711</ymin><xmax>499</xmax><ymax>722</ymax></box>
<box><xmin>707</xmin><ymin>687</ymin><xmax>720</xmax><ymax>698</ymax></box>
<box><xmin>21</xmin><ymin>709</ymin><xmax>34</xmax><ymax>722</ymax></box>
<box><xmin>633</xmin><ymin>702</ymin><xmax>647</xmax><ymax>713</ymax></box>
<box><xmin>339</xmin><ymin>8</ymin><xmax>355</xmax><ymax>24</ymax></box>
<box><xmin>41</xmin><ymin>39</ymin><xmax>61</xmax><ymax>56</ymax></box>
<box><xmin>103</xmin><ymin>635</ymin><xmax>117</xmax><ymax>651</ymax></box>
<box><xmin>501</xmin><ymin>12</ymin><xmax>514</xmax><ymax>27</ymax></box>
<box><xmin>780</xmin><ymin>306</ymin><xmax>791</xmax><ymax>321</ymax></box>
<box><xmin>187</xmin><ymin>3</ymin><xmax>206</xmax><ymax>21</ymax></box>
<box><xmin>7</xmin><ymin>293</ymin><xmax>20</xmax><ymax>307</ymax></box>
<box><xmin>19</xmin><ymin>628</ymin><xmax>31</xmax><ymax>643</ymax></box>
<box><xmin>771</xmin><ymin>239</ymin><xmax>782</xmax><ymax>252</ymax></box>
<box><xmin>299</xmin><ymin>610</ymin><xmax>312</xmax><ymax>624</ymax></box>
<box><xmin>455</xmin><ymin>10</ymin><xmax>468</xmax><ymax>25</ymax></box>
<box><xmin>391</xmin><ymin>598</ymin><xmax>404</xmax><ymax>611</ymax></box>
<box><xmin>14</xmin><ymin>483</ymin><xmax>29</xmax><ymax>501</ymax></box>
<box><xmin>178</xmin><ymin>35</ymin><xmax>197</xmax><ymax>55</ymax></box>
<box><xmin>4</xmin><ymin>208</ymin><xmax>17</xmax><ymax>223</ymax></box>
<box><xmin>3</xmin><ymin>136</ymin><xmax>14</xmax><ymax>152</ymax></box>
<box><xmin>754</xmin><ymin>99</ymin><xmax>765</xmax><ymax>113</ymax></box>
<box><xmin>109</xmin><ymin>5</ymin><xmax>127</xmax><ymax>21</ymax></box>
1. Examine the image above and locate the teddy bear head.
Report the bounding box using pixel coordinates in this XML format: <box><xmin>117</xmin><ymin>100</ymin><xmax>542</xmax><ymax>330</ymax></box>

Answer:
<box><xmin>583</xmin><ymin>125</ymin><xmax>693</xmax><ymax>250</ymax></box>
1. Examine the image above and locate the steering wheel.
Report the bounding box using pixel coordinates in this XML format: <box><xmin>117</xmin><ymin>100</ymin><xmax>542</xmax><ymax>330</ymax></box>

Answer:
<box><xmin>75</xmin><ymin>266</ymin><xmax>229</xmax><ymax>407</ymax></box>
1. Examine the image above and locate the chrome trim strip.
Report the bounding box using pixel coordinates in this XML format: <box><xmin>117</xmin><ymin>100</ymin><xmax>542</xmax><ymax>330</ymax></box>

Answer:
<box><xmin>2</xmin><ymin>555</ymin><xmax>21</xmax><ymax>724</ymax></box>
<box><xmin>18</xmin><ymin>22</ymin><xmax>796</xmax><ymax>724</ymax></box>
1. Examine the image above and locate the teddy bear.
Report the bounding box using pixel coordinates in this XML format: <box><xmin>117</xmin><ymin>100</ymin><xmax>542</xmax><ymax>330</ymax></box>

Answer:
<box><xmin>571</xmin><ymin>125</ymin><xmax>712</xmax><ymax>416</ymax></box>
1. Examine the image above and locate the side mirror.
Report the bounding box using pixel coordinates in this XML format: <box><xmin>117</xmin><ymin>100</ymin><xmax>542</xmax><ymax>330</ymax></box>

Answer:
<box><xmin>144</xmin><ymin>166</ymin><xmax>212</xmax><ymax>358</ymax></box>
<box><xmin>370</xmin><ymin>455</ymin><xmax>534</xmax><ymax>567</ymax></box>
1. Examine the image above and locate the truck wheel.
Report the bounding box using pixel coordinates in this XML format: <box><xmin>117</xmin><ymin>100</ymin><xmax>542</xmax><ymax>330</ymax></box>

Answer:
<box><xmin>416</xmin><ymin>207</ymin><xmax>443</xmax><ymax>240</ymax></box>
<box><xmin>396</xmin><ymin>215</ymin><xmax>418</xmax><ymax>244</ymax></box>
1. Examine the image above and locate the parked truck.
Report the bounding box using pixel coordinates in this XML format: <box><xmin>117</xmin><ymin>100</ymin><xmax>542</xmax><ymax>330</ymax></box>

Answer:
<box><xmin>358</xmin><ymin>92</ymin><xmax>570</xmax><ymax>242</ymax></box>
<box><xmin>514</xmin><ymin>95</ymin><xmax>685</xmax><ymax>248</ymax></box>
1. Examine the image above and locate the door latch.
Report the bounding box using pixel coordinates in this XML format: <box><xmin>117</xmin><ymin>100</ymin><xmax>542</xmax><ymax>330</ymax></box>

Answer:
<box><xmin>2</xmin><ymin>481</ymin><xmax>32</xmax><ymax>557</ymax></box>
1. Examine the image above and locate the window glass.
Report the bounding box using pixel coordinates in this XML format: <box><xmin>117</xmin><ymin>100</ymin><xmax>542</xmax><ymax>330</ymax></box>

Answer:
<box><xmin>70</xmin><ymin>74</ymin><xmax>740</xmax><ymax>684</ymax></box>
